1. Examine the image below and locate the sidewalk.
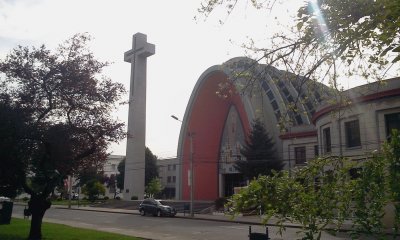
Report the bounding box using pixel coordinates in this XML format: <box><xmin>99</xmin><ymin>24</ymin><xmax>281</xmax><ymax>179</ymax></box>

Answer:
<box><xmin>15</xmin><ymin>202</ymin><xmax>352</xmax><ymax>230</ymax></box>
<box><xmin>51</xmin><ymin>204</ymin><xmax>263</xmax><ymax>224</ymax></box>
<box><xmin>51</xmin><ymin>204</ymin><xmax>347</xmax><ymax>231</ymax></box>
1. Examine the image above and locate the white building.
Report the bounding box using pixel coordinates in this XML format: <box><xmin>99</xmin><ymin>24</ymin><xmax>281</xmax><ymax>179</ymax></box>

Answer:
<box><xmin>313</xmin><ymin>77</ymin><xmax>400</xmax><ymax>159</ymax></box>
<box><xmin>103</xmin><ymin>155</ymin><xmax>125</xmax><ymax>197</ymax></box>
<box><xmin>157</xmin><ymin>158</ymin><xmax>178</xmax><ymax>199</ymax></box>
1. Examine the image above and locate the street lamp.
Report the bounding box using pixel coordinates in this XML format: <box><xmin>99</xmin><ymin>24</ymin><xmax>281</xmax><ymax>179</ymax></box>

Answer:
<box><xmin>171</xmin><ymin>115</ymin><xmax>194</xmax><ymax>217</ymax></box>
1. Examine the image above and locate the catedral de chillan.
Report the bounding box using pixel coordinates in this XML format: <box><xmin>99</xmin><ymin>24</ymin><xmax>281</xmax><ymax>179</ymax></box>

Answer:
<box><xmin>173</xmin><ymin>57</ymin><xmax>400</xmax><ymax>201</ymax></box>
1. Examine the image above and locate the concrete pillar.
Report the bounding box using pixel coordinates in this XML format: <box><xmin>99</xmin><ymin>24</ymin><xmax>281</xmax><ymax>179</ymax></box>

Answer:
<box><xmin>123</xmin><ymin>33</ymin><xmax>155</xmax><ymax>200</ymax></box>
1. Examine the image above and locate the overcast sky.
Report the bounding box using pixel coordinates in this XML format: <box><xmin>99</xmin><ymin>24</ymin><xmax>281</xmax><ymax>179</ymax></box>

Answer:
<box><xmin>1</xmin><ymin>0</ymin><xmax>375</xmax><ymax>159</ymax></box>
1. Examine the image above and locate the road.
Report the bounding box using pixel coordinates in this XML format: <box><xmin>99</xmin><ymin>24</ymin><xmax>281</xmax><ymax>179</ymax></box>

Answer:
<box><xmin>12</xmin><ymin>205</ymin><xmax>350</xmax><ymax>240</ymax></box>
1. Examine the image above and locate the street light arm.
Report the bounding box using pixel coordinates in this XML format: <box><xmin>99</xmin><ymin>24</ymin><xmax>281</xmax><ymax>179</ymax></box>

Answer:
<box><xmin>171</xmin><ymin>115</ymin><xmax>182</xmax><ymax>122</ymax></box>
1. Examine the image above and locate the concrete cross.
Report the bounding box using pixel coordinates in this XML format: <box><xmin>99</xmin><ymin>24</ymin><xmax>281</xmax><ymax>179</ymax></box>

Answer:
<box><xmin>123</xmin><ymin>33</ymin><xmax>155</xmax><ymax>200</ymax></box>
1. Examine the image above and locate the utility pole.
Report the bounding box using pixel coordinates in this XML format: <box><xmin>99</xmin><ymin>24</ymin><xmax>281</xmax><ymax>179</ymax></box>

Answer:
<box><xmin>171</xmin><ymin>115</ymin><xmax>195</xmax><ymax>217</ymax></box>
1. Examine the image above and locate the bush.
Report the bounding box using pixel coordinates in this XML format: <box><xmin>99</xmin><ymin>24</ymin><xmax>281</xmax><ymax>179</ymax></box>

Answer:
<box><xmin>82</xmin><ymin>179</ymin><xmax>106</xmax><ymax>202</ymax></box>
<box><xmin>131</xmin><ymin>196</ymin><xmax>138</xmax><ymax>200</ymax></box>
<box><xmin>22</xmin><ymin>197</ymin><xmax>29</xmax><ymax>202</ymax></box>
<box><xmin>103</xmin><ymin>196</ymin><xmax>109</xmax><ymax>200</ymax></box>
<box><xmin>115</xmin><ymin>196</ymin><xmax>121</xmax><ymax>200</ymax></box>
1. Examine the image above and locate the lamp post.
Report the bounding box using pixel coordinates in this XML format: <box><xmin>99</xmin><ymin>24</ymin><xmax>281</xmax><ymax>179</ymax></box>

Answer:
<box><xmin>171</xmin><ymin>115</ymin><xmax>194</xmax><ymax>217</ymax></box>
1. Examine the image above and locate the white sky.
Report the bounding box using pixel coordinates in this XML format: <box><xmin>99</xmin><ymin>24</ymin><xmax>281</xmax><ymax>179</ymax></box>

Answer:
<box><xmin>1</xmin><ymin>0</ymin><xmax>379</xmax><ymax>158</ymax></box>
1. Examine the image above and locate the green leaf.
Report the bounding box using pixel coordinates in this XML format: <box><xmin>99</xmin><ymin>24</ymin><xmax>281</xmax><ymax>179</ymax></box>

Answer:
<box><xmin>297</xmin><ymin>21</ymin><xmax>304</xmax><ymax>31</ymax></box>
<box><xmin>392</xmin><ymin>45</ymin><xmax>400</xmax><ymax>53</ymax></box>
<box><xmin>380</xmin><ymin>46</ymin><xmax>394</xmax><ymax>56</ymax></box>
<box><xmin>392</xmin><ymin>55</ymin><xmax>400</xmax><ymax>63</ymax></box>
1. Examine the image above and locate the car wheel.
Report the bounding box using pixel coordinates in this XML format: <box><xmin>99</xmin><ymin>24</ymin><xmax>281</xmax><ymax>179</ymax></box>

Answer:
<box><xmin>157</xmin><ymin>210</ymin><xmax>161</xmax><ymax>217</ymax></box>
<box><xmin>140</xmin><ymin>209</ymin><xmax>145</xmax><ymax>216</ymax></box>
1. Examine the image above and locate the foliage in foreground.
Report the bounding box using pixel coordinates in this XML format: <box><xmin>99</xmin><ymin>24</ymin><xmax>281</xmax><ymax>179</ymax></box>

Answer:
<box><xmin>227</xmin><ymin>130</ymin><xmax>400</xmax><ymax>240</ymax></box>
<box><xmin>0</xmin><ymin>218</ymin><xmax>142</xmax><ymax>240</ymax></box>
<box><xmin>198</xmin><ymin>0</ymin><xmax>400</xmax><ymax>132</ymax></box>
<box><xmin>199</xmin><ymin>0</ymin><xmax>400</xmax><ymax>83</ymax></box>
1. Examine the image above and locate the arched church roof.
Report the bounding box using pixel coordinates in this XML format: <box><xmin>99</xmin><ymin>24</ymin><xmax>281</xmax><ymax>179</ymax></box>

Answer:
<box><xmin>175</xmin><ymin>56</ymin><xmax>332</xmax><ymax>200</ymax></box>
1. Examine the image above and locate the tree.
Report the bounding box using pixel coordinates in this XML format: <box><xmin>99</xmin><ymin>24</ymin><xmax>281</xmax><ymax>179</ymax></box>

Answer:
<box><xmin>116</xmin><ymin>157</ymin><xmax>125</xmax><ymax>191</ymax></box>
<box><xmin>102</xmin><ymin>173</ymin><xmax>118</xmax><ymax>198</ymax></box>
<box><xmin>115</xmin><ymin>148</ymin><xmax>159</xmax><ymax>197</ymax></box>
<box><xmin>0</xmin><ymin>100</ymin><xmax>31</xmax><ymax>198</ymax></box>
<box><xmin>82</xmin><ymin>179</ymin><xmax>106</xmax><ymax>202</ymax></box>
<box><xmin>199</xmin><ymin>0</ymin><xmax>400</xmax><ymax>73</ymax></box>
<box><xmin>145</xmin><ymin>147</ymin><xmax>159</xmax><ymax>186</ymax></box>
<box><xmin>0</xmin><ymin>34</ymin><xmax>125</xmax><ymax>240</ymax></box>
<box><xmin>235</xmin><ymin>119</ymin><xmax>284</xmax><ymax>180</ymax></box>
<box><xmin>198</xmin><ymin>0</ymin><xmax>400</xmax><ymax>129</ymax></box>
<box><xmin>145</xmin><ymin>178</ymin><xmax>163</xmax><ymax>198</ymax></box>
<box><xmin>77</xmin><ymin>166</ymin><xmax>105</xmax><ymax>187</ymax></box>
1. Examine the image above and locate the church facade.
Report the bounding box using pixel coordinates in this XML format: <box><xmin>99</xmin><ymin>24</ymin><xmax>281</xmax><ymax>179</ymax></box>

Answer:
<box><xmin>175</xmin><ymin>57</ymin><xmax>400</xmax><ymax>201</ymax></box>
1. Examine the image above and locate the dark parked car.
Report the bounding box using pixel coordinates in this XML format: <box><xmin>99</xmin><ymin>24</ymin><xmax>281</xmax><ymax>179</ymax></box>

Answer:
<box><xmin>139</xmin><ymin>198</ymin><xmax>176</xmax><ymax>217</ymax></box>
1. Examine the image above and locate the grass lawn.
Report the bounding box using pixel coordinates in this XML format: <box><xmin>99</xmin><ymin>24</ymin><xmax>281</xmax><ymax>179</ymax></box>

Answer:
<box><xmin>0</xmin><ymin>218</ymin><xmax>143</xmax><ymax>240</ymax></box>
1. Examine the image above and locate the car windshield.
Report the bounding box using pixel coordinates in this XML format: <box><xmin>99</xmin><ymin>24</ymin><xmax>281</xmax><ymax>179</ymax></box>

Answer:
<box><xmin>155</xmin><ymin>200</ymin><xmax>167</xmax><ymax>206</ymax></box>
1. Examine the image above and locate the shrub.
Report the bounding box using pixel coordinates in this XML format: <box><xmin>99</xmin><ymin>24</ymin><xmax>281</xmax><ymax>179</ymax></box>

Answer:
<box><xmin>22</xmin><ymin>197</ymin><xmax>29</xmax><ymax>202</ymax></box>
<box><xmin>103</xmin><ymin>196</ymin><xmax>109</xmax><ymax>200</ymax></box>
<box><xmin>82</xmin><ymin>179</ymin><xmax>106</xmax><ymax>202</ymax></box>
<box><xmin>131</xmin><ymin>196</ymin><xmax>138</xmax><ymax>200</ymax></box>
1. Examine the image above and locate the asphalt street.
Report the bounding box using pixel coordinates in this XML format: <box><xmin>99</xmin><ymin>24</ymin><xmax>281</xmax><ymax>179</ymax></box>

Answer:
<box><xmin>12</xmin><ymin>205</ymin><xmax>351</xmax><ymax>240</ymax></box>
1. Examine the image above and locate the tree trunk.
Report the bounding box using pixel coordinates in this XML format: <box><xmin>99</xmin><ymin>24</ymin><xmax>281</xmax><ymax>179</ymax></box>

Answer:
<box><xmin>28</xmin><ymin>195</ymin><xmax>51</xmax><ymax>240</ymax></box>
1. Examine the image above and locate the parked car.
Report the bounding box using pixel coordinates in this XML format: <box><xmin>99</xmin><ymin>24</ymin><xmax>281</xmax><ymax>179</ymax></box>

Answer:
<box><xmin>139</xmin><ymin>198</ymin><xmax>176</xmax><ymax>217</ymax></box>
<box><xmin>0</xmin><ymin>196</ymin><xmax>10</xmax><ymax>202</ymax></box>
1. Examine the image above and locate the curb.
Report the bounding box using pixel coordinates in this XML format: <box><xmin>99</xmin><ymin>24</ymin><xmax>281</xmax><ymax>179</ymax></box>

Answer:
<box><xmin>51</xmin><ymin>205</ymin><xmax>304</xmax><ymax>229</ymax></box>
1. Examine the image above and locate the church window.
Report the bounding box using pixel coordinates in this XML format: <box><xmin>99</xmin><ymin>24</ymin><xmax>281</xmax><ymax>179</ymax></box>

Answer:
<box><xmin>314</xmin><ymin>145</ymin><xmax>319</xmax><ymax>157</ymax></box>
<box><xmin>282</xmin><ymin>87</ymin><xmax>290</xmax><ymax>96</ymax></box>
<box><xmin>271</xmin><ymin>101</ymin><xmax>279</xmax><ymax>111</ymax></box>
<box><xmin>323</xmin><ymin>127</ymin><xmax>331</xmax><ymax>153</ymax></box>
<box><xmin>295</xmin><ymin>147</ymin><xmax>306</xmax><ymax>164</ymax></box>
<box><xmin>295</xmin><ymin>114</ymin><xmax>303</xmax><ymax>125</ymax></box>
<box><xmin>306</xmin><ymin>100</ymin><xmax>314</xmax><ymax>112</ymax></box>
<box><xmin>275</xmin><ymin>111</ymin><xmax>281</xmax><ymax>120</ymax></box>
<box><xmin>267</xmin><ymin>90</ymin><xmax>275</xmax><ymax>101</ymax></box>
<box><xmin>345</xmin><ymin>120</ymin><xmax>361</xmax><ymax>148</ymax></box>
<box><xmin>385</xmin><ymin>112</ymin><xmax>400</xmax><ymax>139</ymax></box>
<box><xmin>261</xmin><ymin>81</ymin><xmax>270</xmax><ymax>91</ymax></box>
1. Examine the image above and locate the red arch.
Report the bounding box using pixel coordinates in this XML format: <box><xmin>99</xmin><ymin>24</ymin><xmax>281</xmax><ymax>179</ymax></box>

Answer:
<box><xmin>181</xmin><ymin>71</ymin><xmax>251</xmax><ymax>201</ymax></box>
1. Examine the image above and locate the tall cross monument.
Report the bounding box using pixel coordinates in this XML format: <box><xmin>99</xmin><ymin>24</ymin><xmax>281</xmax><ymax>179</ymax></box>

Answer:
<box><xmin>123</xmin><ymin>33</ymin><xmax>155</xmax><ymax>200</ymax></box>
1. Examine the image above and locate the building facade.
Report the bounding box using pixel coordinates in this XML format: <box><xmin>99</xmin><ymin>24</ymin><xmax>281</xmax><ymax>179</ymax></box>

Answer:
<box><xmin>103</xmin><ymin>155</ymin><xmax>125</xmax><ymax>197</ymax></box>
<box><xmin>176</xmin><ymin>56</ymin><xmax>400</xmax><ymax>201</ymax></box>
<box><xmin>313</xmin><ymin>77</ymin><xmax>400</xmax><ymax>159</ymax></box>
<box><xmin>176</xmin><ymin>57</ymin><xmax>332</xmax><ymax>200</ymax></box>
<box><xmin>157</xmin><ymin>158</ymin><xmax>178</xmax><ymax>199</ymax></box>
